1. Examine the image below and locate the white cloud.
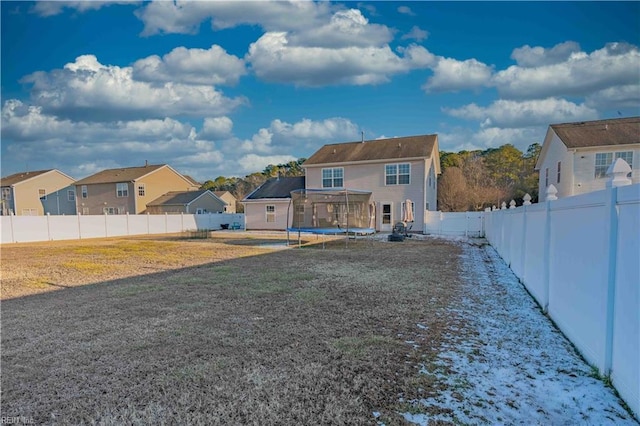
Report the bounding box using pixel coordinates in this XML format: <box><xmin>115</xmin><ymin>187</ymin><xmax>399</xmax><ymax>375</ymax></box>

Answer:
<box><xmin>511</xmin><ymin>41</ymin><xmax>581</xmax><ymax>67</ymax></box>
<box><xmin>397</xmin><ymin>6</ymin><xmax>416</xmax><ymax>16</ymax></box>
<box><xmin>423</xmin><ymin>57</ymin><xmax>493</xmax><ymax>92</ymax></box>
<box><xmin>402</xmin><ymin>26</ymin><xmax>429</xmax><ymax>42</ymax></box>
<box><xmin>494</xmin><ymin>42</ymin><xmax>640</xmax><ymax>99</ymax></box>
<box><xmin>269</xmin><ymin>117</ymin><xmax>359</xmax><ymax>144</ymax></box>
<box><xmin>132</xmin><ymin>45</ymin><xmax>246</xmax><ymax>86</ymax></box>
<box><xmin>31</xmin><ymin>1</ymin><xmax>136</xmax><ymax>17</ymax></box>
<box><xmin>135</xmin><ymin>0</ymin><xmax>333</xmax><ymax>36</ymax></box>
<box><xmin>236</xmin><ymin>154</ymin><xmax>298</xmax><ymax>175</ymax></box>
<box><xmin>438</xmin><ymin>126</ymin><xmax>544</xmax><ymax>153</ymax></box>
<box><xmin>287</xmin><ymin>9</ymin><xmax>393</xmax><ymax>48</ymax></box>
<box><xmin>444</xmin><ymin>98</ymin><xmax>598</xmax><ymax>128</ymax></box>
<box><xmin>200</xmin><ymin>117</ymin><xmax>234</xmax><ymax>140</ymax></box>
<box><xmin>247</xmin><ymin>33</ymin><xmax>434</xmax><ymax>86</ymax></box>
<box><xmin>21</xmin><ymin>55</ymin><xmax>246</xmax><ymax>121</ymax></box>
<box><xmin>585</xmin><ymin>84</ymin><xmax>640</xmax><ymax>109</ymax></box>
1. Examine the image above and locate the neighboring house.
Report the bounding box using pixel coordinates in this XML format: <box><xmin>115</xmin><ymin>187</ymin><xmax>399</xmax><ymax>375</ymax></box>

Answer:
<box><xmin>42</xmin><ymin>185</ymin><xmax>78</xmax><ymax>215</ymax></box>
<box><xmin>243</xmin><ymin>176</ymin><xmax>305</xmax><ymax>230</ymax></box>
<box><xmin>536</xmin><ymin>117</ymin><xmax>640</xmax><ymax>200</ymax></box>
<box><xmin>303</xmin><ymin>134</ymin><xmax>440</xmax><ymax>232</ymax></box>
<box><xmin>73</xmin><ymin>164</ymin><xmax>198</xmax><ymax>215</ymax></box>
<box><xmin>214</xmin><ymin>191</ymin><xmax>237</xmax><ymax>213</ymax></box>
<box><xmin>0</xmin><ymin>169</ymin><xmax>75</xmax><ymax>216</ymax></box>
<box><xmin>145</xmin><ymin>190</ymin><xmax>226</xmax><ymax>214</ymax></box>
<box><xmin>183</xmin><ymin>175</ymin><xmax>201</xmax><ymax>189</ymax></box>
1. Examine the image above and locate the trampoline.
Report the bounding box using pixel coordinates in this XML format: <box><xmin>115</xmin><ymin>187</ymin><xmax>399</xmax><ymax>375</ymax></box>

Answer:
<box><xmin>286</xmin><ymin>188</ymin><xmax>376</xmax><ymax>247</ymax></box>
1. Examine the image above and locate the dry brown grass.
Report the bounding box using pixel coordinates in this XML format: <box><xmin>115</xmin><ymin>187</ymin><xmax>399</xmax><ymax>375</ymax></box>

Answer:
<box><xmin>1</xmin><ymin>233</ymin><xmax>465</xmax><ymax>425</ymax></box>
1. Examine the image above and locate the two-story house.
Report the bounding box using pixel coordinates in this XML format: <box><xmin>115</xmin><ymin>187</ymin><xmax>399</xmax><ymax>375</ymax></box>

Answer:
<box><xmin>1</xmin><ymin>169</ymin><xmax>75</xmax><ymax>216</ymax></box>
<box><xmin>303</xmin><ymin>134</ymin><xmax>440</xmax><ymax>232</ymax></box>
<box><xmin>73</xmin><ymin>164</ymin><xmax>199</xmax><ymax>215</ymax></box>
<box><xmin>536</xmin><ymin>117</ymin><xmax>640</xmax><ymax>201</ymax></box>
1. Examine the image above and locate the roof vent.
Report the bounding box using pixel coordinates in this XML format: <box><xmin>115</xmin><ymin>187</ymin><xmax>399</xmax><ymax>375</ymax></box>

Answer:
<box><xmin>361</xmin><ymin>131</ymin><xmax>365</xmax><ymax>143</ymax></box>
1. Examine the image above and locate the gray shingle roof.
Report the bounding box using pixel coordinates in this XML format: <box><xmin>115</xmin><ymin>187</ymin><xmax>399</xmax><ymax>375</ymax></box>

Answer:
<box><xmin>1</xmin><ymin>170</ymin><xmax>53</xmax><ymax>186</ymax></box>
<box><xmin>551</xmin><ymin>117</ymin><xmax>640</xmax><ymax>149</ymax></box>
<box><xmin>303</xmin><ymin>134</ymin><xmax>437</xmax><ymax>166</ymax></box>
<box><xmin>75</xmin><ymin>164</ymin><xmax>165</xmax><ymax>185</ymax></box>
<box><xmin>147</xmin><ymin>190</ymin><xmax>216</xmax><ymax>207</ymax></box>
<box><xmin>245</xmin><ymin>176</ymin><xmax>305</xmax><ymax>200</ymax></box>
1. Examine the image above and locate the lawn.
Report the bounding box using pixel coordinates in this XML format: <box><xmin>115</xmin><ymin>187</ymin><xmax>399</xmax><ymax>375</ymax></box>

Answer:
<box><xmin>1</xmin><ymin>234</ymin><xmax>464</xmax><ymax>425</ymax></box>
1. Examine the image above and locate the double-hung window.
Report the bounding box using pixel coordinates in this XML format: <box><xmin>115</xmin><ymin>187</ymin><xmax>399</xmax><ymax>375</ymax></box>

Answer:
<box><xmin>386</xmin><ymin>163</ymin><xmax>410</xmax><ymax>185</ymax></box>
<box><xmin>116</xmin><ymin>182</ymin><xmax>128</xmax><ymax>197</ymax></box>
<box><xmin>266</xmin><ymin>205</ymin><xmax>276</xmax><ymax>223</ymax></box>
<box><xmin>322</xmin><ymin>168</ymin><xmax>343</xmax><ymax>188</ymax></box>
<box><xmin>81</xmin><ymin>185</ymin><xmax>88</xmax><ymax>198</ymax></box>
<box><xmin>138</xmin><ymin>184</ymin><xmax>146</xmax><ymax>197</ymax></box>
<box><xmin>38</xmin><ymin>189</ymin><xmax>46</xmax><ymax>200</ymax></box>
<box><xmin>68</xmin><ymin>190</ymin><xmax>75</xmax><ymax>201</ymax></box>
<box><xmin>595</xmin><ymin>152</ymin><xmax>634</xmax><ymax>178</ymax></box>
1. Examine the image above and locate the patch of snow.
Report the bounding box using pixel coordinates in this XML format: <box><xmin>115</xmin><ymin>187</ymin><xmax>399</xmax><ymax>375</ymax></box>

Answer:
<box><xmin>402</xmin><ymin>242</ymin><xmax>637</xmax><ymax>425</ymax></box>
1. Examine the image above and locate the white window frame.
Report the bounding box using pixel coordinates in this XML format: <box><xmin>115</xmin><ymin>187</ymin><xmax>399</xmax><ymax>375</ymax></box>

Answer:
<box><xmin>385</xmin><ymin>163</ymin><xmax>410</xmax><ymax>185</ymax></box>
<box><xmin>322</xmin><ymin>168</ymin><xmax>344</xmax><ymax>188</ymax></box>
<box><xmin>22</xmin><ymin>208</ymin><xmax>37</xmax><ymax>215</ymax></box>
<box><xmin>2</xmin><ymin>187</ymin><xmax>11</xmax><ymax>200</ymax></box>
<box><xmin>81</xmin><ymin>185</ymin><xmax>88</xmax><ymax>199</ymax></box>
<box><xmin>116</xmin><ymin>182</ymin><xmax>128</xmax><ymax>198</ymax></box>
<box><xmin>68</xmin><ymin>190</ymin><xmax>75</xmax><ymax>201</ymax></box>
<box><xmin>266</xmin><ymin>205</ymin><xmax>276</xmax><ymax>223</ymax></box>
<box><xmin>138</xmin><ymin>183</ymin><xmax>146</xmax><ymax>197</ymax></box>
<box><xmin>38</xmin><ymin>188</ymin><xmax>47</xmax><ymax>200</ymax></box>
<box><xmin>82</xmin><ymin>207</ymin><xmax>89</xmax><ymax>215</ymax></box>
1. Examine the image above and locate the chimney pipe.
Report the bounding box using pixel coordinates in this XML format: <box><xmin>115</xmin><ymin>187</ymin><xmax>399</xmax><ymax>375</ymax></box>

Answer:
<box><xmin>361</xmin><ymin>131</ymin><xmax>364</xmax><ymax>143</ymax></box>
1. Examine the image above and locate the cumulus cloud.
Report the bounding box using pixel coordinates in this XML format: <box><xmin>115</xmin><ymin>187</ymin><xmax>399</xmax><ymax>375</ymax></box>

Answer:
<box><xmin>31</xmin><ymin>1</ymin><xmax>136</xmax><ymax>17</ymax></box>
<box><xmin>585</xmin><ymin>84</ymin><xmax>640</xmax><ymax>109</ymax></box>
<box><xmin>423</xmin><ymin>57</ymin><xmax>493</xmax><ymax>92</ymax></box>
<box><xmin>444</xmin><ymin>98</ymin><xmax>598</xmax><ymax>128</ymax></box>
<box><xmin>199</xmin><ymin>117</ymin><xmax>234</xmax><ymax>140</ymax></box>
<box><xmin>397</xmin><ymin>6</ymin><xmax>416</xmax><ymax>16</ymax></box>
<box><xmin>20</xmin><ymin>55</ymin><xmax>246</xmax><ymax>121</ymax></box>
<box><xmin>236</xmin><ymin>154</ymin><xmax>298</xmax><ymax>175</ymax></box>
<box><xmin>438</xmin><ymin>126</ymin><xmax>544</xmax><ymax>153</ymax></box>
<box><xmin>402</xmin><ymin>26</ymin><xmax>429</xmax><ymax>42</ymax></box>
<box><xmin>511</xmin><ymin>41</ymin><xmax>581</xmax><ymax>67</ymax></box>
<box><xmin>135</xmin><ymin>0</ymin><xmax>333</xmax><ymax>35</ymax></box>
<box><xmin>287</xmin><ymin>9</ymin><xmax>393</xmax><ymax>48</ymax></box>
<box><xmin>247</xmin><ymin>33</ymin><xmax>434</xmax><ymax>86</ymax></box>
<box><xmin>494</xmin><ymin>42</ymin><xmax>640</xmax><ymax>99</ymax></box>
<box><xmin>132</xmin><ymin>45</ymin><xmax>246</xmax><ymax>86</ymax></box>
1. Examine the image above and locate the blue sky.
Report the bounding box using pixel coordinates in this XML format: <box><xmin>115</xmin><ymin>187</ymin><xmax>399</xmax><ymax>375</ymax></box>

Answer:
<box><xmin>2</xmin><ymin>1</ymin><xmax>639</xmax><ymax>181</ymax></box>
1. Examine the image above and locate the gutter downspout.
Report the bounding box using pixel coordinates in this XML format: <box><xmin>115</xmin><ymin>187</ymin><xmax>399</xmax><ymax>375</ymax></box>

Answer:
<box><xmin>132</xmin><ymin>180</ymin><xmax>138</xmax><ymax>214</ymax></box>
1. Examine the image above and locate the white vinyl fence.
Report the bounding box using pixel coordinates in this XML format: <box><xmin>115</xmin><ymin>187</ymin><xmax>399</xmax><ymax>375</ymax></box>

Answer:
<box><xmin>424</xmin><ymin>210</ymin><xmax>485</xmax><ymax>237</ymax></box>
<box><xmin>485</xmin><ymin>184</ymin><xmax>640</xmax><ymax>417</ymax></box>
<box><xmin>1</xmin><ymin>213</ymin><xmax>245</xmax><ymax>244</ymax></box>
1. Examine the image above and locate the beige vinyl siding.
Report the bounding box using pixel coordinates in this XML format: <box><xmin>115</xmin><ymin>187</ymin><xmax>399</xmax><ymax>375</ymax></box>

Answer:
<box><xmin>135</xmin><ymin>166</ymin><xmax>196</xmax><ymax>214</ymax></box>
<box><xmin>244</xmin><ymin>200</ymin><xmax>291</xmax><ymax>231</ymax></box>
<box><xmin>13</xmin><ymin>171</ymin><xmax>75</xmax><ymax>216</ymax></box>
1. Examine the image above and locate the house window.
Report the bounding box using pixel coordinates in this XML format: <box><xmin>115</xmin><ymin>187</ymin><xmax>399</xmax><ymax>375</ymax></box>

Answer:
<box><xmin>39</xmin><ymin>189</ymin><xmax>46</xmax><ymax>200</ymax></box>
<box><xmin>68</xmin><ymin>190</ymin><xmax>75</xmax><ymax>201</ymax></box>
<box><xmin>386</xmin><ymin>163</ymin><xmax>410</xmax><ymax>185</ymax></box>
<box><xmin>545</xmin><ymin>168</ymin><xmax>549</xmax><ymax>187</ymax></box>
<box><xmin>595</xmin><ymin>153</ymin><xmax>613</xmax><ymax>178</ymax></box>
<box><xmin>595</xmin><ymin>151</ymin><xmax>634</xmax><ymax>178</ymax></box>
<box><xmin>1</xmin><ymin>188</ymin><xmax>11</xmax><ymax>200</ymax></box>
<box><xmin>116</xmin><ymin>183</ymin><xmax>128</xmax><ymax>197</ymax></box>
<box><xmin>81</xmin><ymin>185</ymin><xmax>88</xmax><ymax>198</ymax></box>
<box><xmin>266</xmin><ymin>205</ymin><xmax>276</xmax><ymax>223</ymax></box>
<box><xmin>557</xmin><ymin>162</ymin><xmax>561</xmax><ymax>184</ymax></box>
<box><xmin>82</xmin><ymin>207</ymin><xmax>89</xmax><ymax>215</ymax></box>
<box><xmin>138</xmin><ymin>184</ymin><xmax>146</xmax><ymax>197</ymax></box>
<box><xmin>294</xmin><ymin>204</ymin><xmax>305</xmax><ymax>224</ymax></box>
<box><xmin>322</xmin><ymin>168</ymin><xmax>343</xmax><ymax>188</ymax></box>
<box><xmin>22</xmin><ymin>208</ymin><xmax>37</xmax><ymax>215</ymax></box>
<box><xmin>103</xmin><ymin>207</ymin><xmax>120</xmax><ymax>215</ymax></box>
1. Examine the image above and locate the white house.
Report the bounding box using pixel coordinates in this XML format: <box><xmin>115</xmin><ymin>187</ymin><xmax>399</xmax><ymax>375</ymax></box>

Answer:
<box><xmin>536</xmin><ymin>117</ymin><xmax>640</xmax><ymax>200</ymax></box>
<box><xmin>303</xmin><ymin>134</ymin><xmax>440</xmax><ymax>232</ymax></box>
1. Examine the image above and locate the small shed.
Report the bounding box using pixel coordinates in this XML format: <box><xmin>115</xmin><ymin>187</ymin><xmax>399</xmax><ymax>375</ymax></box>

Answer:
<box><xmin>145</xmin><ymin>190</ymin><xmax>226</xmax><ymax>214</ymax></box>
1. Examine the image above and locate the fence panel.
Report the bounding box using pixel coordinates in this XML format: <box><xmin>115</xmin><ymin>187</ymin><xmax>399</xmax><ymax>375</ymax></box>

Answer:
<box><xmin>611</xmin><ymin>185</ymin><xmax>640</xmax><ymax>416</ymax></box>
<box><xmin>547</xmin><ymin>192</ymin><xmax>610</xmax><ymax>371</ymax></box>
<box><xmin>521</xmin><ymin>204</ymin><xmax>547</xmax><ymax>307</ymax></box>
<box><xmin>48</xmin><ymin>215</ymin><xmax>81</xmax><ymax>241</ymax></box>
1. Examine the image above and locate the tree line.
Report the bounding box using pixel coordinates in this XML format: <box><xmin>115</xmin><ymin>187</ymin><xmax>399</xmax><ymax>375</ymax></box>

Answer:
<box><xmin>200</xmin><ymin>143</ymin><xmax>541</xmax><ymax>213</ymax></box>
<box><xmin>437</xmin><ymin>143</ymin><xmax>541</xmax><ymax>212</ymax></box>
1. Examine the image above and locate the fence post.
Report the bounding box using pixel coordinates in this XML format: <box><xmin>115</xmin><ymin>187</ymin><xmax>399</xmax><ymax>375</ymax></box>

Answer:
<box><xmin>520</xmin><ymin>203</ymin><xmax>528</xmax><ymax>284</ymax></box>
<box><xmin>9</xmin><ymin>212</ymin><xmax>15</xmax><ymax>243</ymax></box>
<box><xmin>46</xmin><ymin>213</ymin><xmax>51</xmax><ymax>240</ymax></box>
<box><xmin>603</xmin><ymin>186</ymin><xmax>619</xmax><ymax>375</ymax></box>
<box><xmin>126</xmin><ymin>212</ymin><xmax>130</xmax><ymax>236</ymax></box>
<box><xmin>78</xmin><ymin>213</ymin><xmax>82</xmax><ymax>239</ymax></box>
<box><xmin>104</xmin><ymin>212</ymin><xmax>108</xmax><ymax>238</ymax></box>
<box><xmin>542</xmin><ymin>185</ymin><xmax>557</xmax><ymax>312</ymax></box>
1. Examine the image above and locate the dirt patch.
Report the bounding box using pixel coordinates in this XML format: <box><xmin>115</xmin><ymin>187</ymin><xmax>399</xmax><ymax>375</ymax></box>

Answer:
<box><xmin>1</xmin><ymin>234</ymin><xmax>464</xmax><ymax>424</ymax></box>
